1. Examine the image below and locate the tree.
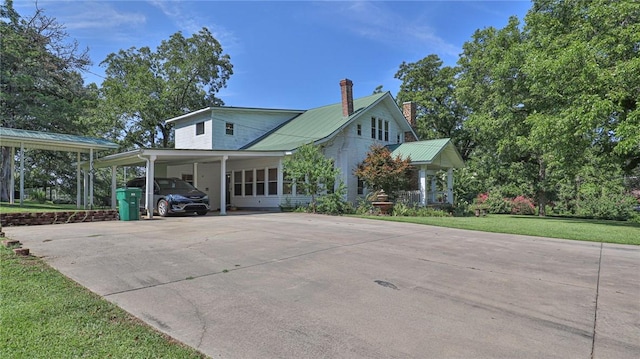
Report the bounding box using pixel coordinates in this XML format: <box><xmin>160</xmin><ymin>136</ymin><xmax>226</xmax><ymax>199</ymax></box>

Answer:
<box><xmin>455</xmin><ymin>0</ymin><xmax>639</xmax><ymax>217</ymax></box>
<box><xmin>395</xmin><ymin>55</ymin><xmax>473</xmax><ymax>160</ymax></box>
<box><xmin>0</xmin><ymin>0</ymin><xmax>94</xmax><ymax>201</ymax></box>
<box><xmin>283</xmin><ymin>144</ymin><xmax>341</xmax><ymax>213</ymax></box>
<box><xmin>354</xmin><ymin>144</ymin><xmax>413</xmax><ymax>197</ymax></box>
<box><xmin>100</xmin><ymin>28</ymin><xmax>233</xmax><ymax>149</ymax></box>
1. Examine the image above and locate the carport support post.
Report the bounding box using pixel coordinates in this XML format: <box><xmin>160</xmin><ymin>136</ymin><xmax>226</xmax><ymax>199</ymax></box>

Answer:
<box><xmin>110</xmin><ymin>165</ymin><xmax>117</xmax><ymax>210</ymax></box>
<box><xmin>76</xmin><ymin>152</ymin><xmax>81</xmax><ymax>209</ymax></box>
<box><xmin>145</xmin><ymin>155</ymin><xmax>156</xmax><ymax>219</ymax></box>
<box><xmin>89</xmin><ymin>148</ymin><xmax>94</xmax><ymax>209</ymax></box>
<box><xmin>9</xmin><ymin>147</ymin><xmax>15</xmax><ymax>204</ymax></box>
<box><xmin>83</xmin><ymin>169</ymin><xmax>88</xmax><ymax>209</ymax></box>
<box><xmin>193</xmin><ymin>162</ymin><xmax>198</xmax><ymax>188</ymax></box>
<box><xmin>19</xmin><ymin>142</ymin><xmax>24</xmax><ymax>206</ymax></box>
<box><xmin>219</xmin><ymin>155</ymin><xmax>227</xmax><ymax>215</ymax></box>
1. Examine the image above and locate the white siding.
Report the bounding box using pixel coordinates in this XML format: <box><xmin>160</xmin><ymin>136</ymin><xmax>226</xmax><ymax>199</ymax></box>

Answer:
<box><xmin>174</xmin><ymin>112</ymin><xmax>213</xmax><ymax>149</ymax></box>
<box><xmin>322</xmin><ymin>103</ymin><xmax>407</xmax><ymax>203</ymax></box>
<box><xmin>211</xmin><ymin>109</ymin><xmax>298</xmax><ymax>150</ymax></box>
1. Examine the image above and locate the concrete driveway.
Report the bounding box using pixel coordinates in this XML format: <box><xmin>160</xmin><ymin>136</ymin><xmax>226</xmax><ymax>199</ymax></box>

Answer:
<box><xmin>4</xmin><ymin>213</ymin><xmax>639</xmax><ymax>358</ymax></box>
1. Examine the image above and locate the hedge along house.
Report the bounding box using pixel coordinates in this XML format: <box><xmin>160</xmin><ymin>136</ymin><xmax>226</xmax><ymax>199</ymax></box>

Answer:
<box><xmin>88</xmin><ymin>79</ymin><xmax>464</xmax><ymax>218</ymax></box>
<box><xmin>0</xmin><ymin>127</ymin><xmax>119</xmax><ymax>208</ymax></box>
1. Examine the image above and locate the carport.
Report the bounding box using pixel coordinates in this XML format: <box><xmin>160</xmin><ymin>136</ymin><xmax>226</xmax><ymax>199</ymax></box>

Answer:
<box><xmin>87</xmin><ymin>148</ymin><xmax>287</xmax><ymax>218</ymax></box>
<box><xmin>0</xmin><ymin>127</ymin><xmax>118</xmax><ymax>208</ymax></box>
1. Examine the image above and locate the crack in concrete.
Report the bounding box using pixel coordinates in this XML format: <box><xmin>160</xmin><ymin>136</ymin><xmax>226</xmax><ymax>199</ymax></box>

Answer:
<box><xmin>590</xmin><ymin>242</ymin><xmax>603</xmax><ymax>359</ymax></box>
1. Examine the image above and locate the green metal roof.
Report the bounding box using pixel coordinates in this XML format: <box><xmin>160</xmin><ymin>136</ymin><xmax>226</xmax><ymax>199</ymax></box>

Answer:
<box><xmin>245</xmin><ymin>93</ymin><xmax>386</xmax><ymax>151</ymax></box>
<box><xmin>0</xmin><ymin>127</ymin><xmax>118</xmax><ymax>153</ymax></box>
<box><xmin>387</xmin><ymin>138</ymin><xmax>465</xmax><ymax>168</ymax></box>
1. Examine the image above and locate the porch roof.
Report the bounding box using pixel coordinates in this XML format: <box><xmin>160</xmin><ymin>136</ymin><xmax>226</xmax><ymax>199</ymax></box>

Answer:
<box><xmin>85</xmin><ymin>148</ymin><xmax>288</xmax><ymax>169</ymax></box>
<box><xmin>387</xmin><ymin>138</ymin><xmax>464</xmax><ymax>168</ymax></box>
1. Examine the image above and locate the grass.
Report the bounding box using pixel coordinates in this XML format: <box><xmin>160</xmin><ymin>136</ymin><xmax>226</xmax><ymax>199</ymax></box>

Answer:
<box><xmin>0</xmin><ymin>201</ymin><xmax>82</xmax><ymax>213</ymax></box>
<box><xmin>361</xmin><ymin>214</ymin><xmax>640</xmax><ymax>245</ymax></box>
<box><xmin>0</xmin><ymin>246</ymin><xmax>206</xmax><ymax>359</ymax></box>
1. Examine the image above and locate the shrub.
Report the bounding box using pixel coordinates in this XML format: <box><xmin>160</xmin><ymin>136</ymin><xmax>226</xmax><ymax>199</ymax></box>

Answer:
<box><xmin>511</xmin><ymin>195</ymin><xmax>535</xmax><ymax>215</ymax></box>
<box><xmin>576</xmin><ymin>192</ymin><xmax>636</xmax><ymax>221</ymax></box>
<box><xmin>30</xmin><ymin>189</ymin><xmax>47</xmax><ymax>204</ymax></box>
<box><xmin>484</xmin><ymin>191</ymin><xmax>511</xmax><ymax>214</ymax></box>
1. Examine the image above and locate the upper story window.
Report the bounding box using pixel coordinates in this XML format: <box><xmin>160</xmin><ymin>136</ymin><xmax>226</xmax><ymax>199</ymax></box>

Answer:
<box><xmin>225</xmin><ymin>122</ymin><xmax>234</xmax><ymax>135</ymax></box>
<box><xmin>370</xmin><ymin>117</ymin><xmax>390</xmax><ymax>141</ymax></box>
<box><xmin>384</xmin><ymin>121</ymin><xmax>389</xmax><ymax>142</ymax></box>
<box><xmin>195</xmin><ymin>121</ymin><xmax>205</xmax><ymax>136</ymax></box>
<box><xmin>357</xmin><ymin>124</ymin><xmax>362</xmax><ymax>136</ymax></box>
<box><xmin>371</xmin><ymin>117</ymin><xmax>376</xmax><ymax>139</ymax></box>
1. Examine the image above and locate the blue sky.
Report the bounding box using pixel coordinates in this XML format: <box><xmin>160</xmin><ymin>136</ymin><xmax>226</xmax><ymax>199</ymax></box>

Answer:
<box><xmin>15</xmin><ymin>0</ymin><xmax>531</xmax><ymax>109</ymax></box>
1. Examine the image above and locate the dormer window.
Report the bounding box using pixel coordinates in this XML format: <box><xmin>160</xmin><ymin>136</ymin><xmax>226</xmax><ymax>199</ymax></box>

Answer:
<box><xmin>225</xmin><ymin>122</ymin><xmax>234</xmax><ymax>135</ymax></box>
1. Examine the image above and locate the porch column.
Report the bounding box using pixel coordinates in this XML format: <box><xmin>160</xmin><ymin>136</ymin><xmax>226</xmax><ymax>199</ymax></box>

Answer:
<box><xmin>76</xmin><ymin>153</ymin><xmax>81</xmax><ymax>208</ymax></box>
<box><xmin>9</xmin><ymin>147</ymin><xmax>15</xmax><ymax>204</ymax></box>
<box><xmin>111</xmin><ymin>165</ymin><xmax>117</xmax><ymax>210</ymax></box>
<box><xmin>430</xmin><ymin>176</ymin><xmax>437</xmax><ymax>203</ymax></box>
<box><xmin>419</xmin><ymin>167</ymin><xmax>427</xmax><ymax>206</ymax></box>
<box><xmin>277</xmin><ymin>157</ymin><xmax>284</xmax><ymax>197</ymax></box>
<box><xmin>89</xmin><ymin>148</ymin><xmax>94</xmax><ymax>209</ymax></box>
<box><xmin>145</xmin><ymin>155</ymin><xmax>156</xmax><ymax>219</ymax></box>
<box><xmin>219</xmin><ymin>155</ymin><xmax>227</xmax><ymax>215</ymax></box>
<box><xmin>447</xmin><ymin>168</ymin><xmax>454</xmax><ymax>204</ymax></box>
<box><xmin>19</xmin><ymin>142</ymin><xmax>24</xmax><ymax>206</ymax></box>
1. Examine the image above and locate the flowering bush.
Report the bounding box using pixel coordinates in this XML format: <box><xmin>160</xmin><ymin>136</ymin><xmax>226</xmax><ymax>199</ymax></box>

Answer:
<box><xmin>511</xmin><ymin>195</ymin><xmax>535</xmax><ymax>215</ymax></box>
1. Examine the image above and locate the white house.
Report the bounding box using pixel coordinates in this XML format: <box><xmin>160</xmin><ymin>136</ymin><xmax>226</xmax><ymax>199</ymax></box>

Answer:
<box><xmin>91</xmin><ymin>79</ymin><xmax>464</xmax><ymax>217</ymax></box>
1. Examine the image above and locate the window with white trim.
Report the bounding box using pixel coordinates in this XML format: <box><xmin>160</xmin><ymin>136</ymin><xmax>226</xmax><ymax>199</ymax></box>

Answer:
<box><xmin>196</xmin><ymin>121</ymin><xmax>205</xmax><ymax>135</ymax></box>
<box><xmin>256</xmin><ymin>169</ymin><xmax>265</xmax><ymax>196</ymax></box>
<box><xmin>268</xmin><ymin>168</ymin><xmax>278</xmax><ymax>195</ymax></box>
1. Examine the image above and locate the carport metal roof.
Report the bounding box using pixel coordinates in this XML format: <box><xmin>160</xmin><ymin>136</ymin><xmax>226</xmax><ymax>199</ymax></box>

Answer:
<box><xmin>0</xmin><ymin>127</ymin><xmax>118</xmax><ymax>152</ymax></box>
<box><xmin>0</xmin><ymin>127</ymin><xmax>118</xmax><ymax>209</ymax></box>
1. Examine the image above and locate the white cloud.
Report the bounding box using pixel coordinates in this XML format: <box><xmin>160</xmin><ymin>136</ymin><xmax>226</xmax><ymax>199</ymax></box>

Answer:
<box><xmin>147</xmin><ymin>0</ymin><xmax>239</xmax><ymax>51</ymax></box>
<box><xmin>62</xmin><ymin>2</ymin><xmax>146</xmax><ymax>30</ymax></box>
<box><xmin>311</xmin><ymin>1</ymin><xmax>461</xmax><ymax>57</ymax></box>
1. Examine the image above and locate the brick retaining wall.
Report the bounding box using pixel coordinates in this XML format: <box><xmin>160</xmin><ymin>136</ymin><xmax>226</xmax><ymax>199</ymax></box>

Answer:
<box><xmin>1</xmin><ymin>210</ymin><xmax>119</xmax><ymax>226</ymax></box>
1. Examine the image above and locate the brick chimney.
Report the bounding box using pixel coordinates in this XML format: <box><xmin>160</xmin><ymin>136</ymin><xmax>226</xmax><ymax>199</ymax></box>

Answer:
<box><xmin>402</xmin><ymin>101</ymin><xmax>416</xmax><ymax>127</ymax></box>
<box><xmin>340</xmin><ymin>79</ymin><xmax>354</xmax><ymax>117</ymax></box>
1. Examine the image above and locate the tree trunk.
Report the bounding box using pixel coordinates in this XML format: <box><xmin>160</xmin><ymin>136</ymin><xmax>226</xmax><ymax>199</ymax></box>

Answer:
<box><xmin>0</xmin><ymin>147</ymin><xmax>13</xmax><ymax>202</ymax></box>
<box><xmin>537</xmin><ymin>157</ymin><xmax>547</xmax><ymax>217</ymax></box>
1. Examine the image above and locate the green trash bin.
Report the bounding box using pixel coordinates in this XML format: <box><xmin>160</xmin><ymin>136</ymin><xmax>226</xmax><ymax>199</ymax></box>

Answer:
<box><xmin>116</xmin><ymin>188</ymin><xmax>142</xmax><ymax>221</ymax></box>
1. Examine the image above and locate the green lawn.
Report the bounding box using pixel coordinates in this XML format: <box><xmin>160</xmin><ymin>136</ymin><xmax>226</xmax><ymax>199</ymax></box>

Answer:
<box><xmin>0</xmin><ymin>246</ymin><xmax>206</xmax><ymax>358</ymax></box>
<box><xmin>0</xmin><ymin>201</ymin><xmax>81</xmax><ymax>213</ymax></box>
<box><xmin>361</xmin><ymin>214</ymin><xmax>640</xmax><ymax>245</ymax></box>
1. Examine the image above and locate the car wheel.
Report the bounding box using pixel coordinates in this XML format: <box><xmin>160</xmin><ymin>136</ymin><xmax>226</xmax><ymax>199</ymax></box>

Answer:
<box><xmin>197</xmin><ymin>210</ymin><xmax>208</xmax><ymax>216</ymax></box>
<box><xmin>157</xmin><ymin>199</ymin><xmax>169</xmax><ymax>217</ymax></box>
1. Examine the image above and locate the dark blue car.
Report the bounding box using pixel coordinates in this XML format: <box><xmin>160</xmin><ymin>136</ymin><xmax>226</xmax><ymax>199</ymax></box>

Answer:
<box><xmin>126</xmin><ymin>177</ymin><xmax>210</xmax><ymax>216</ymax></box>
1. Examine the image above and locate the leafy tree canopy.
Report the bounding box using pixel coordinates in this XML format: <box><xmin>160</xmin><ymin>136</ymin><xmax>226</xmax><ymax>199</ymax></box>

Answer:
<box><xmin>0</xmin><ymin>0</ymin><xmax>95</xmax><ymax>201</ymax></box>
<box><xmin>99</xmin><ymin>27</ymin><xmax>233</xmax><ymax>149</ymax></box>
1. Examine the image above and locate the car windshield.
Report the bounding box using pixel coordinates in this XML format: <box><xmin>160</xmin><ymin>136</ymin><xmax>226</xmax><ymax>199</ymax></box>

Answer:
<box><xmin>156</xmin><ymin>178</ymin><xmax>197</xmax><ymax>191</ymax></box>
